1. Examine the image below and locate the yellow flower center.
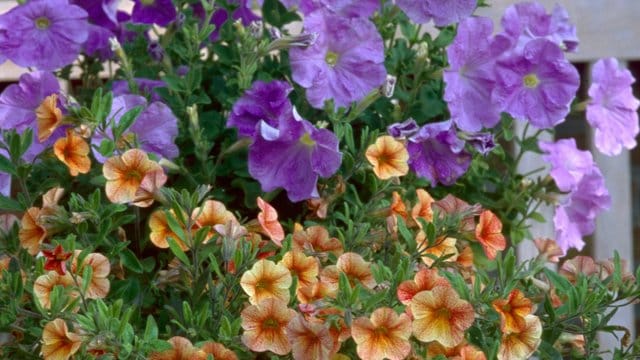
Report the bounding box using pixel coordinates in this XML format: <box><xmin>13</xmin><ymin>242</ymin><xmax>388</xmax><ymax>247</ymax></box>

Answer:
<box><xmin>325</xmin><ymin>51</ymin><xmax>339</xmax><ymax>67</ymax></box>
<box><xmin>299</xmin><ymin>133</ymin><xmax>316</xmax><ymax>147</ymax></box>
<box><xmin>263</xmin><ymin>318</ymin><xmax>279</xmax><ymax>329</ymax></box>
<box><xmin>125</xmin><ymin>170</ymin><xmax>143</xmax><ymax>182</ymax></box>
<box><xmin>140</xmin><ymin>0</ymin><xmax>155</xmax><ymax>5</ymax></box>
<box><xmin>35</xmin><ymin>17</ymin><xmax>50</xmax><ymax>30</ymax></box>
<box><xmin>117</xmin><ymin>133</ymin><xmax>137</xmax><ymax>151</ymax></box>
<box><xmin>375</xmin><ymin>326</ymin><xmax>389</xmax><ymax>336</ymax></box>
<box><xmin>437</xmin><ymin>308</ymin><xmax>451</xmax><ymax>320</ymax></box>
<box><xmin>503</xmin><ymin>304</ymin><xmax>512</xmax><ymax>312</ymax></box>
<box><xmin>255</xmin><ymin>279</ymin><xmax>268</xmax><ymax>290</ymax></box>
<box><xmin>523</xmin><ymin>73</ymin><xmax>540</xmax><ymax>89</ymax></box>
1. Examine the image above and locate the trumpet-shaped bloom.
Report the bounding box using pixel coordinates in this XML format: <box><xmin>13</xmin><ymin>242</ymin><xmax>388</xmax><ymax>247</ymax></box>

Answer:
<box><xmin>248</xmin><ymin>114</ymin><xmax>342</xmax><ymax>202</ymax></box>
<box><xmin>103</xmin><ymin>149</ymin><xmax>163</xmax><ymax>204</ymax></box>
<box><xmin>335</xmin><ymin>252</ymin><xmax>376</xmax><ymax>289</ymax></box>
<box><xmin>257</xmin><ymin>197</ymin><xmax>285</xmax><ymax>246</ymax></box>
<box><xmin>36</xmin><ymin>94</ymin><xmax>64</xmax><ymax>142</ymax></box>
<box><xmin>192</xmin><ymin>200</ymin><xmax>237</xmax><ymax>240</ymax></box>
<box><xmin>492</xmin><ymin>39</ymin><xmax>580</xmax><ymax>129</ymax></box>
<box><xmin>412</xmin><ymin>286</ymin><xmax>475</xmax><ymax>347</ymax></box>
<box><xmin>41</xmin><ymin>319</ymin><xmax>83</xmax><ymax>360</ymax></box>
<box><xmin>539</xmin><ymin>138</ymin><xmax>595</xmax><ymax>192</ymax></box>
<box><xmin>292</xmin><ymin>225</ymin><xmax>343</xmax><ymax>258</ymax></box>
<box><xmin>396</xmin><ymin>0</ymin><xmax>476</xmax><ymax>27</ymax></box>
<box><xmin>131</xmin><ymin>0</ymin><xmax>176</xmax><ymax>26</ymax></box>
<box><xmin>279</xmin><ymin>250</ymin><xmax>320</xmax><ymax>289</ymax></box>
<box><xmin>33</xmin><ymin>271</ymin><xmax>76</xmax><ymax>309</ymax></box>
<box><xmin>148</xmin><ymin>337</ymin><xmax>206</xmax><ymax>360</ymax></box>
<box><xmin>149</xmin><ymin>209</ymin><xmax>188</xmax><ymax>250</ymax></box>
<box><xmin>54</xmin><ymin>129</ymin><xmax>91</xmax><ymax>176</ymax></box>
<box><xmin>72</xmin><ymin>251</ymin><xmax>111</xmax><ymax>299</ymax></box>
<box><xmin>411</xmin><ymin>189</ymin><xmax>435</xmax><ymax>227</ymax></box>
<box><xmin>433</xmin><ymin>194</ymin><xmax>481</xmax><ymax>233</ymax></box>
<box><xmin>533</xmin><ymin>238</ymin><xmax>563</xmax><ymax>263</ymax></box>
<box><xmin>0</xmin><ymin>0</ymin><xmax>89</xmax><ymax>70</ymax></box>
<box><xmin>559</xmin><ymin>256</ymin><xmax>599</xmax><ymax>283</ymax></box>
<box><xmin>586</xmin><ymin>57</ymin><xmax>640</xmax><ymax>156</ymax></box>
<box><xmin>290</xmin><ymin>11</ymin><xmax>386</xmax><ymax>109</ymax></box>
<box><xmin>475</xmin><ymin>210</ymin><xmax>507</xmax><ymax>260</ymax></box>
<box><xmin>497</xmin><ymin>315</ymin><xmax>542</xmax><ymax>360</ymax></box>
<box><xmin>407</xmin><ymin>120</ymin><xmax>471</xmax><ymax>186</ymax></box>
<box><xmin>492</xmin><ymin>289</ymin><xmax>533</xmax><ymax>333</ymax></box>
<box><xmin>351</xmin><ymin>307</ymin><xmax>412</xmax><ymax>360</ymax></box>
<box><xmin>365</xmin><ymin>136</ymin><xmax>409</xmax><ymax>180</ymax></box>
<box><xmin>200</xmin><ymin>342</ymin><xmax>238</xmax><ymax>360</ymax></box>
<box><xmin>241</xmin><ymin>298</ymin><xmax>296</xmax><ymax>355</ymax></box>
<box><xmin>133</xmin><ymin>169</ymin><xmax>167</xmax><ymax>208</ymax></box>
<box><xmin>286</xmin><ymin>315</ymin><xmax>337</xmax><ymax>360</ymax></box>
<box><xmin>19</xmin><ymin>207</ymin><xmax>47</xmax><ymax>255</ymax></box>
<box><xmin>42</xmin><ymin>245</ymin><xmax>72</xmax><ymax>276</ymax></box>
<box><xmin>241</xmin><ymin>259</ymin><xmax>293</xmax><ymax>305</ymax></box>
<box><xmin>397</xmin><ymin>267</ymin><xmax>449</xmax><ymax>306</ymax></box>
<box><xmin>388</xmin><ymin>119</ymin><xmax>420</xmax><ymax>139</ymax></box>
<box><xmin>417</xmin><ymin>235</ymin><xmax>459</xmax><ymax>267</ymax></box>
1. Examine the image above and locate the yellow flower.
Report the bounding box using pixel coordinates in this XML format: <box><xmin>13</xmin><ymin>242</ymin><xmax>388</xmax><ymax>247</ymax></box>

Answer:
<box><xmin>54</xmin><ymin>129</ymin><xmax>91</xmax><ymax>176</ymax></box>
<box><xmin>36</xmin><ymin>94</ymin><xmax>63</xmax><ymax>142</ymax></box>
<box><xmin>351</xmin><ymin>307</ymin><xmax>412</xmax><ymax>360</ymax></box>
<box><xmin>103</xmin><ymin>149</ymin><xmax>162</xmax><ymax>204</ymax></box>
<box><xmin>241</xmin><ymin>298</ymin><xmax>296</xmax><ymax>355</ymax></box>
<box><xmin>497</xmin><ymin>315</ymin><xmax>542</xmax><ymax>360</ymax></box>
<box><xmin>41</xmin><ymin>318</ymin><xmax>82</xmax><ymax>360</ymax></box>
<box><xmin>240</xmin><ymin>259</ymin><xmax>292</xmax><ymax>305</ymax></box>
<box><xmin>365</xmin><ymin>136</ymin><xmax>409</xmax><ymax>179</ymax></box>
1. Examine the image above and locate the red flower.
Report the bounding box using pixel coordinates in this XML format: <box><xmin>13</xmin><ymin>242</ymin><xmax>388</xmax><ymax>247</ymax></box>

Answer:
<box><xmin>42</xmin><ymin>245</ymin><xmax>72</xmax><ymax>275</ymax></box>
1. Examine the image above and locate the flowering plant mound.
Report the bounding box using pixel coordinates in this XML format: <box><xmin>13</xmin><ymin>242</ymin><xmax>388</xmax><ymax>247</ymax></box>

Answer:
<box><xmin>0</xmin><ymin>0</ymin><xmax>639</xmax><ymax>359</ymax></box>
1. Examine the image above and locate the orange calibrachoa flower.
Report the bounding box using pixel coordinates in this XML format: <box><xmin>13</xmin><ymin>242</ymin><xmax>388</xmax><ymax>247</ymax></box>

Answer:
<box><xmin>417</xmin><ymin>234</ymin><xmax>459</xmax><ymax>267</ymax></box>
<box><xmin>497</xmin><ymin>315</ymin><xmax>542</xmax><ymax>360</ymax></box>
<box><xmin>148</xmin><ymin>336</ymin><xmax>206</xmax><ymax>360</ymax></box>
<box><xmin>292</xmin><ymin>225</ymin><xmax>343</xmax><ymax>258</ymax></box>
<box><xmin>475</xmin><ymin>210</ymin><xmax>506</xmax><ymax>260</ymax></box>
<box><xmin>133</xmin><ymin>169</ymin><xmax>167</xmax><ymax>208</ymax></box>
<box><xmin>72</xmin><ymin>251</ymin><xmax>111</xmax><ymax>299</ymax></box>
<box><xmin>103</xmin><ymin>148</ymin><xmax>162</xmax><ymax>204</ymax></box>
<box><xmin>365</xmin><ymin>135</ymin><xmax>409</xmax><ymax>179</ymax></box>
<box><xmin>321</xmin><ymin>252</ymin><xmax>376</xmax><ymax>290</ymax></box>
<box><xmin>351</xmin><ymin>307</ymin><xmax>412</xmax><ymax>360</ymax></box>
<box><xmin>411</xmin><ymin>189</ymin><xmax>434</xmax><ymax>227</ymax></box>
<box><xmin>33</xmin><ymin>271</ymin><xmax>76</xmax><ymax>309</ymax></box>
<box><xmin>412</xmin><ymin>286</ymin><xmax>475</xmax><ymax>347</ymax></box>
<box><xmin>240</xmin><ymin>259</ymin><xmax>292</xmax><ymax>305</ymax></box>
<box><xmin>41</xmin><ymin>318</ymin><xmax>82</xmax><ymax>360</ymax></box>
<box><xmin>241</xmin><ymin>298</ymin><xmax>296</xmax><ymax>355</ymax></box>
<box><xmin>297</xmin><ymin>278</ymin><xmax>337</xmax><ymax>303</ymax></box>
<box><xmin>492</xmin><ymin>289</ymin><xmax>533</xmax><ymax>333</ymax></box>
<box><xmin>200</xmin><ymin>342</ymin><xmax>238</xmax><ymax>360</ymax></box>
<box><xmin>279</xmin><ymin>250</ymin><xmax>320</xmax><ymax>289</ymax></box>
<box><xmin>533</xmin><ymin>238</ymin><xmax>563</xmax><ymax>263</ymax></box>
<box><xmin>36</xmin><ymin>93</ymin><xmax>63</xmax><ymax>142</ymax></box>
<box><xmin>192</xmin><ymin>199</ymin><xmax>238</xmax><ymax>240</ymax></box>
<box><xmin>53</xmin><ymin>129</ymin><xmax>91</xmax><ymax>176</ymax></box>
<box><xmin>397</xmin><ymin>267</ymin><xmax>449</xmax><ymax>306</ymax></box>
<box><xmin>19</xmin><ymin>207</ymin><xmax>47</xmax><ymax>255</ymax></box>
<box><xmin>559</xmin><ymin>255</ymin><xmax>599</xmax><ymax>283</ymax></box>
<box><xmin>453</xmin><ymin>344</ymin><xmax>487</xmax><ymax>360</ymax></box>
<box><xmin>286</xmin><ymin>315</ymin><xmax>337</xmax><ymax>360</ymax></box>
<box><xmin>457</xmin><ymin>246</ymin><xmax>474</xmax><ymax>268</ymax></box>
<box><xmin>257</xmin><ymin>197</ymin><xmax>285</xmax><ymax>246</ymax></box>
<box><xmin>149</xmin><ymin>209</ymin><xmax>188</xmax><ymax>250</ymax></box>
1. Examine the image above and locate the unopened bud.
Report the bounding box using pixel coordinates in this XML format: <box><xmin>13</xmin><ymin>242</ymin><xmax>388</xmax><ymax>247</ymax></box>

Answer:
<box><xmin>248</xmin><ymin>21</ymin><xmax>263</xmax><ymax>38</ymax></box>
<box><xmin>381</xmin><ymin>75</ymin><xmax>397</xmax><ymax>98</ymax></box>
<box><xmin>108</xmin><ymin>37</ymin><xmax>124</xmax><ymax>59</ymax></box>
<box><xmin>268</xmin><ymin>27</ymin><xmax>282</xmax><ymax>40</ymax></box>
<box><xmin>158</xmin><ymin>158</ymin><xmax>181</xmax><ymax>172</ymax></box>
<box><xmin>266</xmin><ymin>32</ymin><xmax>318</xmax><ymax>52</ymax></box>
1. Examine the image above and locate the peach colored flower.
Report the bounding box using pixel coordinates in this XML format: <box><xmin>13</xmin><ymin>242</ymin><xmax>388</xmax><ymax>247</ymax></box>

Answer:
<box><xmin>200</xmin><ymin>342</ymin><xmax>238</xmax><ymax>360</ymax></box>
<box><xmin>559</xmin><ymin>256</ymin><xmax>598</xmax><ymax>283</ymax></box>
<box><xmin>457</xmin><ymin>246</ymin><xmax>474</xmax><ymax>268</ymax></box>
<box><xmin>279</xmin><ymin>250</ymin><xmax>320</xmax><ymax>289</ymax></box>
<box><xmin>286</xmin><ymin>315</ymin><xmax>337</xmax><ymax>360</ymax></box>
<box><xmin>19</xmin><ymin>207</ymin><xmax>47</xmax><ymax>255</ymax></box>
<box><xmin>433</xmin><ymin>194</ymin><xmax>481</xmax><ymax>233</ymax></box>
<box><xmin>417</xmin><ymin>234</ymin><xmax>459</xmax><ymax>267</ymax></box>
<box><xmin>103</xmin><ymin>149</ymin><xmax>162</xmax><ymax>204</ymax></box>
<box><xmin>492</xmin><ymin>289</ymin><xmax>533</xmax><ymax>333</ymax></box>
<box><xmin>292</xmin><ymin>225</ymin><xmax>343</xmax><ymax>258</ymax></box>
<box><xmin>351</xmin><ymin>307</ymin><xmax>412</xmax><ymax>360</ymax></box>
<box><xmin>297</xmin><ymin>279</ymin><xmax>337</xmax><ymax>303</ymax></box>
<box><xmin>452</xmin><ymin>344</ymin><xmax>487</xmax><ymax>360</ymax></box>
<box><xmin>257</xmin><ymin>197</ymin><xmax>285</xmax><ymax>246</ymax></box>
<box><xmin>365</xmin><ymin>136</ymin><xmax>409</xmax><ymax>180</ymax></box>
<box><xmin>533</xmin><ymin>238</ymin><xmax>563</xmax><ymax>263</ymax></box>
<box><xmin>390</xmin><ymin>191</ymin><xmax>409</xmax><ymax>220</ymax></box>
<box><xmin>321</xmin><ymin>252</ymin><xmax>376</xmax><ymax>291</ymax></box>
<box><xmin>149</xmin><ymin>209</ymin><xmax>189</xmax><ymax>250</ymax></box>
<box><xmin>41</xmin><ymin>318</ymin><xmax>82</xmax><ymax>360</ymax></box>
<box><xmin>36</xmin><ymin>94</ymin><xmax>63</xmax><ymax>142</ymax></box>
<box><xmin>497</xmin><ymin>315</ymin><xmax>542</xmax><ymax>360</ymax></box>
<box><xmin>397</xmin><ymin>267</ymin><xmax>449</xmax><ymax>306</ymax></box>
<box><xmin>33</xmin><ymin>271</ymin><xmax>76</xmax><ymax>309</ymax></box>
<box><xmin>412</xmin><ymin>286</ymin><xmax>475</xmax><ymax>347</ymax></box>
<box><xmin>411</xmin><ymin>189</ymin><xmax>434</xmax><ymax>227</ymax></box>
<box><xmin>133</xmin><ymin>169</ymin><xmax>167</xmax><ymax>208</ymax></box>
<box><xmin>42</xmin><ymin>187</ymin><xmax>65</xmax><ymax>208</ymax></box>
<box><xmin>71</xmin><ymin>251</ymin><xmax>111</xmax><ymax>299</ymax></box>
<box><xmin>148</xmin><ymin>337</ymin><xmax>206</xmax><ymax>360</ymax></box>
<box><xmin>241</xmin><ymin>259</ymin><xmax>292</xmax><ymax>305</ymax></box>
<box><xmin>54</xmin><ymin>129</ymin><xmax>91</xmax><ymax>176</ymax></box>
<box><xmin>241</xmin><ymin>298</ymin><xmax>296</xmax><ymax>355</ymax></box>
<box><xmin>475</xmin><ymin>210</ymin><xmax>506</xmax><ymax>260</ymax></box>
<box><xmin>193</xmin><ymin>200</ymin><xmax>237</xmax><ymax>237</ymax></box>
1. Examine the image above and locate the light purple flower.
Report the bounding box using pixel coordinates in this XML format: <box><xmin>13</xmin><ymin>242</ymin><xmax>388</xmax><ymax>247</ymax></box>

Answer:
<box><xmin>539</xmin><ymin>138</ymin><xmax>594</xmax><ymax>192</ymax></box>
<box><xmin>501</xmin><ymin>2</ymin><xmax>578</xmax><ymax>53</ymax></box>
<box><xmin>70</xmin><ymin>0</ymin><xmax>119</xmax><ymax>58</ymax></box>
<box><xmin>464</xmin><ymin>132</ymin><xmax>496</xmax><ymax>156</ymax></box>
<box><xmin>492</xmin><ymin>39</ymin><xmax>579</xmax><ymax>129</ymax></box>
<box><xmin>131</xmin><ymin>0</ymin><xmax>176</xmax><ymax>26</ymax></box>
<box><xmin>396</xmin><ymin>0</ymin><xmax>476</xmax><ymax>27</ymax></box>
<box><xmin>92</xmin><ymin>95</ymin><xmax>179</xmax><ymax>162</ymax></box>
<box><xmin>0</xmin><ymin>71</ymin><xmax>64</xmax><ymax>161</ymax></box>
<box><xmin>0</xmin><ymin>0</ymin><xmax>89</xmax><ymax>70</ymax></box>
<box><xmin>406</xmin><ymin>120</ymin><xmax>471</xmax><ymax>186</ymax></box>
<box><xmin>191</xmin><ymin>3</ymin><xmax>230</xmax><ymax>42</ymax></box>
<box><xmin>112</xmin><ymin>78</ymin><xmax>166</xmax><ymax>102</ymax></box>
<box><xmin>290</xmin><ymin>11</ymin><xmax>386</xmax><ymax>109</ymax></box>
<box><xmin>232</xmin><ymin>0</ymin><xmax>261</xmax><ymax>25</ymax></box>
<box><xmin>0</xmin><ymin>149</ymin><xmax>10</xmax><ymax>197</ymax></box>
<box><xmin>228</xmin><ymin>80</ymin><xmax>293</xmax><ymax>138</ymax></box>
<box><xmin>444</xmin><ymin>16</ymin><xmax>510</xmax><ymax>132</ymax></box>
<box><xmin>387</xmin><ymin>118</ymin><xmax>419</xmax><ymax>139</ymax></box>
<box><xmin>294</xmin><ymin>0</ymin><xmax>379</xmax><ymax>18</ymax></box>
<box><xmin>554</xmin><ymin>168</ymin><xmax>610</xmax><ymax>253</ymax></box>
<box><xmin>586</xmin><ymin>58</ymin><xmax>640</xmax><ymax>156</ymax></box>
<box><xmin>248</xmin><ymin>111</ymin><xmax>342</xmax><ymax>202</ymax></box>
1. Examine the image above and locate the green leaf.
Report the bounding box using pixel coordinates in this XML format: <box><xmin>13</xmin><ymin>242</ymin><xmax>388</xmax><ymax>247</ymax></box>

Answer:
<box><xmin>0</xmin><ymin>155</ymin><xmax>16</xmax><ymax>176</ymax></box>
<box><xmin>168</xmin><ymin>237</ymin><xmax>191</xmax><ymax>266</ymax></box>
<box><xmin>120</xmin><ymin>249</ymin><xmax>144</xmax><ymax>274</ymax></box>
<box><xmin>0</xmin><ymin>195</ymin><xmax>24</xmax><ymax>212</ymax></box>
<box><xmin>113</xmin><ymin>106</ymin><xmax>143</xmax><ymax>141</ymax></box>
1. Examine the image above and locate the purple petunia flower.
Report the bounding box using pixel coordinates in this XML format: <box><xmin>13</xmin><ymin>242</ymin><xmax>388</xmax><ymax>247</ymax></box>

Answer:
<box><xmin>387</xmin><ymin>118</ymin><xmax>419</xmax><ymax>139</ymax></box>
<box><xmin>501</xmin><ymin>2</ymin><xmax>578</xmax><ymax>54</ymax></box>
<box><xmin>112</xmin><ymin>78</ymin><xmax>166</xmax><ymax>102</ymax></box>
<box><xmin>444</xmin><ymin>16</ymin><xmax>510</xmax><ymax>132</ymax></box>
<box><xmin>396</xmin><ymin>0</ymin><xmax>476</xmax><ymax>27</ymax></box>
<box><xmin>0</xmin><ymin>71</ymin><xmax>64</xmax><ymax>161</ymax></box>
<box><xmin>70</xmin><ymin>0</ymin><xmax>119</xmax><ymax>58</ymax></box>
<box><xmin>0</xmin><ymin>0</ymin><xmax>89</xmax><ymax>70</ymax></box>
<box><xmin>492</xmin><ymin>39</ymin><xmax>579</xmax><ymax>129</ymax></box>
<box><xmin>92</xmin><ymin>94</ymin><xmax>179</xmax><ymax>162</ymax></box>
<box><xmin>0</xmin><ymin>149</ymin><xmax>10</xmax><ymax>196</ymax></box>
<box><xmin>248</xmin><ymin>111</ymin><xmax>342</xmax><ymax>202</ymax></box>
<box><xmin>232</xmin><ymin>0</ymin><xmax>261</xmax><ymax>25</ymax></box>
<box><xmin>131</xmin><ymin>0</ymin><xmax>177</xmax><ymax>26</ymax></box>
<box><xmin>191</xmin><ymin>3</ymin><xmax>229</xmax><ymax>42</ymax></box>
<box><xmin>406</xmin><ymin>120</ymin><xmax>471</xmax><ymax>186</ymax></box>
<box><xmin>539</xmin><ymin>138</ymin><xmax>594</xmax><ymax>192</ymax></box>
<box><xmin>290</xmin><ymin>11</ymin><xmax>386</xmax><ymax>109</ymax></box>
<box><xmin>586</xmin><ymin>58</ymin><xmax>640</xmax><ymax>156</ymax></box>
<box><xmin>288</xmin><ymin>0</ymin><xmax>379</xmax><ymax>18</ymax></box>
<box><xmin>464</xmin><ymin>132</ymin><xmax>496</xmax><ymax>156</ymax></box>
<box><xmin>228</xmin><ymin>80</ymin><xmax>293</xmax><ymax>138</ymax></box>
